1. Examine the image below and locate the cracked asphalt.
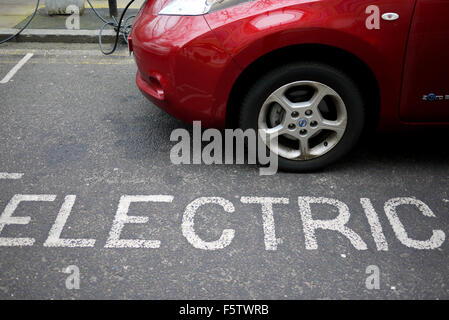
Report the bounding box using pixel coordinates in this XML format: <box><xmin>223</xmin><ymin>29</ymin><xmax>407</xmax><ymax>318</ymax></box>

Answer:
<box><xmin>0</xmin><ymin>43</ymin><xmax>448</xmax><ymax>299</ymax></box>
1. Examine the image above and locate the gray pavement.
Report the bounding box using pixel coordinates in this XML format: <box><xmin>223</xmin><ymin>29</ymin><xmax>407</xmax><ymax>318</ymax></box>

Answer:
<box><xmin>14</xmin><ymin>8</ymin><xmax>139</xmax><ymax>30</ymax></box>
<box><xmin>0</xmin><ymin>0</ymin><xmax>143</xmax><ymax>43</ymax></box>
<box><xmin>0</xmin><ymin>42</ymin><xmax>448</xmax><ymax>300</ymax></box>
<box><xmin>0</xmin><ymin>0</ymin><xmax>145</xmax><ymax>29</ymax></box>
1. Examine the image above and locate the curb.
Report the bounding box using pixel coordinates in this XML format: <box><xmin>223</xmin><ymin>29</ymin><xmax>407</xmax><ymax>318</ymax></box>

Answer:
<box><xmin>0</xmin><ymin>28</ymin><xmax>119</xmax><ymax>43</ymax></box>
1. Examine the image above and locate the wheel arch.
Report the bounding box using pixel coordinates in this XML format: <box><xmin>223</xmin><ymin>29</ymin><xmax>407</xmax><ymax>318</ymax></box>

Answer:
<box><xmin>226</xmin><ymin>44</ymin><xmax>381</xmax><ymax>133</ymax></box>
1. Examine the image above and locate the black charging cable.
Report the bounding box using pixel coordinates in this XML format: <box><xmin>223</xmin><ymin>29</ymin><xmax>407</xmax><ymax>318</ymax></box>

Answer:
<box><xmin>86</xmin><ymin>0</ymin><xmax>136</xmax><ymax>55</ymax></box>
<box><xmin>0</xmin><ymin>0</ymin><xmax>136</xmax><ymax>56</ymax></box>
<box><xmin>0</xmin><ymin>0</ymin><xmax>40</xmax><ymax>45</ymax></box>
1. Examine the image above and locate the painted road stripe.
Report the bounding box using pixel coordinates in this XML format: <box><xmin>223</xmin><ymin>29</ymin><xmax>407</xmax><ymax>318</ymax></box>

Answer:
<box><xmin>0</xmin><ymin>58</ymin><xmax>133</xmax><ymax>66</ymax></box>
<box><xmin>0</xmin><ymin>48</ymin><xmax>130</xmax><ymax>57</ymax></box>
<box><xmin>0</xmin><ymin>173</ymin><xmax>24</xmax><ymax>180</ymax></box>
<box><xmin>0</xmin><ymin>53</ymin><xmax>33</xmax><ymax>84</ymax></box>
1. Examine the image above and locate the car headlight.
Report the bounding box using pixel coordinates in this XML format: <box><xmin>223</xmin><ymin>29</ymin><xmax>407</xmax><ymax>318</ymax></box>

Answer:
<box><xmin>159</xmin><ymin>0</ymin><xmax>249</xmax><ymax>16</ymax></box>
<box><xmin>159</xmin><ymin>0</ymin><xmax>216</xmax><ymax>16</ymax></box>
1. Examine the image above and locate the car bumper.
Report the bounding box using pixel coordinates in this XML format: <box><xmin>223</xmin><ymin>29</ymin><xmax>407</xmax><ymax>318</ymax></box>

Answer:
<box><xmin>131</xmin><ymin>0</ymin><xmax>241</xmax><ymax>128</ymax></box>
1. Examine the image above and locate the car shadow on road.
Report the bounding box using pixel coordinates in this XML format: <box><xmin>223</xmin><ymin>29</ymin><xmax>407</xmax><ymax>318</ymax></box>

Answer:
<box><xmin>340</xmin><ymin>128</ymin><xmax>449</xmax><ymax>171</ymax></box>
<box><xmin>107</xmin><ymin>100</ymin><xmax>449</xmax><ymax>173</ymax></box>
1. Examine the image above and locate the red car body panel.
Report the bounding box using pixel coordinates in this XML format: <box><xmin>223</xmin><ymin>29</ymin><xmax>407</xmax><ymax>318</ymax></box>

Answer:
<box><xmin>400</xmin><ymin>0</ymin><xmax>449</xmax><ymax>123</ymax></box>
<box><xmin>131</xmin><ymin>0</ymin><xmax>449</xmax><ymax>129</ymax></box>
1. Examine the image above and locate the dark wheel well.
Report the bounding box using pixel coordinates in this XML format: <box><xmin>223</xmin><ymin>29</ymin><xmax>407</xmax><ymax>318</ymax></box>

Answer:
<box><xmin>226</xmin><ymin>44</ymin><xmax>380</xmax><ymax>133</ymax></box>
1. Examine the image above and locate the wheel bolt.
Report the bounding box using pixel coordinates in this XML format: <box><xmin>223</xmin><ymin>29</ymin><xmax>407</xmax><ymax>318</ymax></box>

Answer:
<box><xmin>291</xmin><ymin>111</ymin><xmax>299</xmax><ymax>118</ymax></box>
<box><xmin>288</xmin><ymin>124</ymin><xmax>296</xmax><ymax>130</ymax></box>
<box><xmin>310</xmin><ymin>121</ymin><xmax>318</xmax><ymax>127</ymax></box>
<box><xmin>300</xmin><ymin>129</ymin><xmax>308</xmax><ymax>136</ymax></box>
<box><xmin>305</xmin><ymin>110</ymin><xmax>313</xmax><ymax>116</ymax></box>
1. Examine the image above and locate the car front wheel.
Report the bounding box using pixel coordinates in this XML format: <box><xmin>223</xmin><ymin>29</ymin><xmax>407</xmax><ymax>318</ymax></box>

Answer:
<box><xmin>238</xmin><ymin>62</ymin><xmax>366</xmax><ymax>172</ymax></box>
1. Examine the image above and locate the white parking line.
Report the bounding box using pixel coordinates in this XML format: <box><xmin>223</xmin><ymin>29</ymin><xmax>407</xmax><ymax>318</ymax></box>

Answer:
<box><xmin>0</xmin><ymin>173</ymin><xmax>24</xmax><ymax>179</ymax></box>
<box><xmin>0</xmin><ymin>53</ymin><xmax>34</xmax><ymax>84</ymax></box>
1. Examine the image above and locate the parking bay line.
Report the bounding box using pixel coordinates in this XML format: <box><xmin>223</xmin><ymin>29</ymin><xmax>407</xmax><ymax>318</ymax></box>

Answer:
<box><xmin>0</xmin><ymin>173</ymin><xmax>24</xmax><ymax>179</ymax></box>
<box><xmin>0</xmin><ymin>58</ymin><xmax>134</xmax><ymax>65</ymax></box>
<box><xmin>0</xmin><ymin>48</ymin><xmax>130</xmax><ymax>57</ymax></box>
<box><xmin>0</xmin><ymin>53</ymin><xmax>33</xmax><ymax>84</ymax></box>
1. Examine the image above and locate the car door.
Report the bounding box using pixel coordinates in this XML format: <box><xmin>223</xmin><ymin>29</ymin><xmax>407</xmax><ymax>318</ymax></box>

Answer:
<box><xmin>400</xmin><ymin>0</ymin><xmax>449</xmax><ymax>123</ymax></box>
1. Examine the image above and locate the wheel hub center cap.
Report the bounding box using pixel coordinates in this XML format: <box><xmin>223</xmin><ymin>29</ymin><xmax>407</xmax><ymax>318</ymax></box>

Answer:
<box><xmin>298</xmin><ymin>118</ymin><xmax>308</xmax><ymax>128</ymax></box>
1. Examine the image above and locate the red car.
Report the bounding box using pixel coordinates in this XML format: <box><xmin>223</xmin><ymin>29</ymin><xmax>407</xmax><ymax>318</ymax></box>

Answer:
<box><xmin>129</xmin><ymin>0</ymin><xmax>449</xmax><ymax>171</ymax></box>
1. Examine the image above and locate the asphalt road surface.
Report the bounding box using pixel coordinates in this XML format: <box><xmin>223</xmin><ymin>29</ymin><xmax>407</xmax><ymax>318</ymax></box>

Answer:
<box><xmin>0</xmin><ymin>43</ymin><xmax>448</xmax><ymax>299</ymax></box>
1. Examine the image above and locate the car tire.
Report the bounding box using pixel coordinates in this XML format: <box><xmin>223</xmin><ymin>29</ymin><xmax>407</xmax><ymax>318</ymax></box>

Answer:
<box><xmin>238</xmin><ymin>61</ymin><xmax>366</xmax><ymax>172</ymax></box>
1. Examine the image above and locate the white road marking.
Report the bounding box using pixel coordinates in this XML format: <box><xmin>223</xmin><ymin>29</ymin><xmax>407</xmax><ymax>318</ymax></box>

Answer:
<box><xmin>105</xmin><ymin>195</ymin><xmax>174</xmax><ymax>248</ymax></box>
<box><xmin>0</xmin><ymin>194</ymin><xmax>446</xmax><ymax>250</ymax></box>
<box><xmin>0</xmin><ymin>48</ymin><xmax>129</xmax><ymax>57</ymax></box>
<box><xmin>44</xmin><ymin>195</ymin><xmax>96</xmax><ymax>248</ymax></box>
<box><xmin>384</xmin><ymin>197</ymin><xmax>446</xmax><ymax>250</ymax></box>
<box><xmin>361</xmin><ymin>198</ymin><xmax>389</xmax><ymax>251</ymax></box>
<box><xmin>0</xmin><ymin>53</ymin><xmax>33</xmax><ymax>84</ymax></box>
<box><xmin>182</xmin><ymin>197</ymin><xmax>235</xmax><ymax>250</ymax></box>
<box><xmin>0</xmin><ymin>172</ymin><xmax>24</xmax><ymax>179</ymax></box>
<box><xmin>240</xmin><ymin>197</ymin><xmax>289</xmax><ymax>251</ymax></box>
<box><xmin>297</xmin><ymin>197</ymin><xmax>368</xmax><ymax>250</ymax></box>
<box><xmin>0</xmin><ymin>194</ymin><xmax>56</xmax><ymax>247</ymax></box>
